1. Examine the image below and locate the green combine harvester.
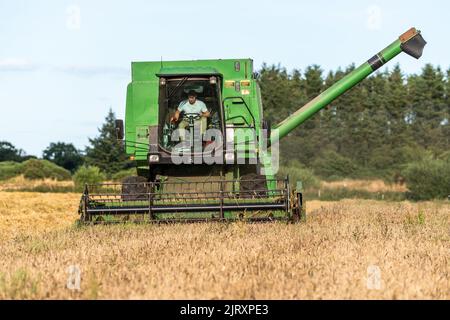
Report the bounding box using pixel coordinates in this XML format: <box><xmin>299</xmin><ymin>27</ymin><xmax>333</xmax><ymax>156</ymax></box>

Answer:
<box><xmin>79</xmin><ymin>27</ymin><xmax>426</xmax><ymax>223</ymax></box>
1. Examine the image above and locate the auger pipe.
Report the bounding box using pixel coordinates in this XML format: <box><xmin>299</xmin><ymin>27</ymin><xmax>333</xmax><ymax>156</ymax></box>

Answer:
<box><xmin>271</xmin><ymin>27</ymin><xmax>426</xmax><ymax>143</ymax></box>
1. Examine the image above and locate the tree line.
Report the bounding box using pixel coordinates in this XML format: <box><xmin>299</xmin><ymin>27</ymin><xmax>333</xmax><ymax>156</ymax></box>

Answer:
<box><xmin>1</xmin><ymin>63</ymin><xmax>449</xmax><ymax>184</ymax></box>
<box><xmin>0</xmin><ymin>109</ymin><xmax>131</xmax><ymax>177</ymax></box>
<box><xmin>258</xmin><ymin>63</ymin><xmax>449</xmax><ymax>181</ymax></box>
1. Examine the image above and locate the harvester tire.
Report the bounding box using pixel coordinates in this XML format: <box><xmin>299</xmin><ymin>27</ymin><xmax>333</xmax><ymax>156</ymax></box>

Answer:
<box><xmin>291</xmin><ymin>192</ymin><xmax>304</xmax><ymax>223</ymax></box>
<box><xmin>121</xmin><ymin>176</ymin><xmax>149</xmax><ymax>201</ymax></box>
<box><xmin>240</xmin><ymin>173</ymin><xmax>267</xmax><ymax>198</ymax></box>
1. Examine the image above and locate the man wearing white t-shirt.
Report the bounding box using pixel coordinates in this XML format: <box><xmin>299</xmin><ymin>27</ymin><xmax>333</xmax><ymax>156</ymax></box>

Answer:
<box><xmin>171</xmin><ymin>91</ymin><xmax>210</xmax><ymax>141</ymax></box>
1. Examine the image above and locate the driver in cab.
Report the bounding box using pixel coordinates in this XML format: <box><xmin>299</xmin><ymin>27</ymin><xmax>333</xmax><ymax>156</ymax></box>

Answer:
<box><xmin>170</xmin><ymin>90</ymin><xmax>210</xmax><ymax>140</ymax></box>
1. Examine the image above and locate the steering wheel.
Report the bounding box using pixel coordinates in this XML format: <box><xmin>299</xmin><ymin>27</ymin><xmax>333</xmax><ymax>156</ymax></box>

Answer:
<box><xmin>182</xmin><ymin>112</ymin><xmax>202</xmax><ymax>123</ymax></box>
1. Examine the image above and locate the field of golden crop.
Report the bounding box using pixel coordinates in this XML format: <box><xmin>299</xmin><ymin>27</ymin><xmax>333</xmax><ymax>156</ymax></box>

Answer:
<box><xmin>0</xmin><ymin>175</ymin><xmax>74</xmax><ymax>192</ymax></box>
<box><xmin>320</xmin><ymin>179</ymin><xmax>408</xmax><ymax>193</ymax></box>
<box><xmin>0</xmin><ymin>190</ymin><xmax>448</xmax><ymax>299</ymax></box>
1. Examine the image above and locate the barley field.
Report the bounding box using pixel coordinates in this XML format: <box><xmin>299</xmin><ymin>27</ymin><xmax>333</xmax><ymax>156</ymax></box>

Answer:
<box><xmin>0</xmin><ymin>191</ymin><xmax>448</xmax><ymax>299</ymax></box>
<box><xmin>320</xmin><ymin>179</ymin><xmax>408</xmax><ymax>193</ymax></box>
<box><xmin>0</xmin><ymin>176</ymin><xmax>74</xmax><ymax>192</ymax></box>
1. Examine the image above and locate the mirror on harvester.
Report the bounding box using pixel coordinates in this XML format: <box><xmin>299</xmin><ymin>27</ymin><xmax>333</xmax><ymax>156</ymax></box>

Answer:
<box><xmin>115</xmin><ymin>119</ymin><xmax>124</xmax><ymax>140</ymax></box>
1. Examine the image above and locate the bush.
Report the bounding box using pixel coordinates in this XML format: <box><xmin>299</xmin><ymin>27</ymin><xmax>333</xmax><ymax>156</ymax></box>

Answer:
<box><xmin>0</xmin><ymin>161</ymin><xmax>24</xmax><ymax>180</ymax></box>
<box><xmin>278</xmin><ymin>160</ymin><xmax>320</xmax><ymax>189</ymax></box>
<box><xmin>0</xmin><ymin>159</ymin><xmax>71</xmax><ymax>181</ymax></box>
<box><xmin>403</xmin><ymin>155</ymin><xmax>450</xmax><ymax>200</ymax></box>
<box><xmin>73</xmin><ymin>166</ymin><xmax>106</xmax><ymax>190</ymax></box>
<box><xmin>312</xmin><ymin>150</ymin><xmax>360</xmax><ymax>179</ymax></box>
<box><xmin>303</xmin><ymin>188</ymin><xmax>406</xmax><ymax>201</ymax></box>
<box><xmin>22</xmin><ymin>159</ymin><xmax>72</xmax><ymax>181</ymax></box>
<box><xmin>111</xmin><ymin>168</ymin><xmax>137</xmax><ymax>182</ymax></box>
<box><xmin>7</xmin><ymin>185</ymin><xmax>75</xmax><ymax>193</ymax></box>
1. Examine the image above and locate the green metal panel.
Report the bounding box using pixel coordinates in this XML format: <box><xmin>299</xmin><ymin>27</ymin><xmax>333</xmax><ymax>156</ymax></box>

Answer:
<box><xmin>224</xmin><ymin>98</ymin><xmax>255</xmax><ymax>127</ymax></box>
<box><xmin>125</xmin><ymin>83</ymin><xmax>135</xmax><ymax>155</ymax></box>
<box><xmin>127</xmin><ymin>81</ymin><xmax>158</xmax><ymax>160</ymax></box>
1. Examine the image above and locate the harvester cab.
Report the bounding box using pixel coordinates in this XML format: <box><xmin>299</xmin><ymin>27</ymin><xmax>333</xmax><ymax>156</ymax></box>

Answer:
<box><xmin>158</xmin><ymin>75</ymin><xmax>223</xmax><ymax>152</ymax></box>
<box><xmin>79</xmin><ymin>28</ymin><xmax>426</xmax><ymax>224</ymax></box>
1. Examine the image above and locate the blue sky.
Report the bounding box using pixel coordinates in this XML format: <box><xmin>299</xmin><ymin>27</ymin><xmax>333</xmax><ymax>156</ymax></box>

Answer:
<box><xmin>0</xmin><ymin>0</ymin><xmax>448</xmax><ymax>156</ymax></box>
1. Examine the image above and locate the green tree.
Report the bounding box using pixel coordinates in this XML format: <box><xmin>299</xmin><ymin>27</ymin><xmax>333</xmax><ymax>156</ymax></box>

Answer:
<box><xmin>361</xmin><ymin>70</ymin><xmax>390</xmax><ymax>169</ymax></box>
<box><xmin>408</xmin><ymin>64</ymin><xmax>447</xmax><ymax>151</ymax></box>
<box><xmin>43</xmin><ymin>142</ymin><xmax>84</xmax><ymax>173</ymax></box>
<box><xmin>0</xmin><ymin>141</ymin><xmax>25</xmax><ymax>162</ymax></box>
<box><xmin>403</xmin><ymin>154</ymin><xmax>450</xmax><ymax>200</ymax></box>
<box><xmin>73</xmin><ymin>166</ymin><xmax>106</xmax><ymax>190</ymax></box>
<box><xmin>85</xmin><ymin>109</ymin><xmax>131</xmax><ymax>176</ymax></box>
<box><xmin>443</xmin><ymin>68</ymin><xmax>450</xmax><ymax>148</ymax></box>
<box><xmin>257</xmin><ymin>62</ymin><xmax>450</xmax><ymax>181</ymax></box>
<box><xmin>291</xmin><ymin>65</ymin><xmax>326</xmax><ymax>163</ymax></box>
<box><xmin>386</xmin><ymin>64</ymin><xmax>409</xmax><ymax>141</ymax></box>
<box><xmin>258</xmin><ymin>64</ymin><xmax>295</xmax><ymax>124</ymax></box>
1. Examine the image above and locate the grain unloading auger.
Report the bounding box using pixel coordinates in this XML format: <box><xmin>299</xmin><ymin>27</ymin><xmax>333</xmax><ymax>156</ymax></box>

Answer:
<box><xmin>79</xmin><ymin>28</ymin><xmax>426</xmax><ymax>223</ymax></box>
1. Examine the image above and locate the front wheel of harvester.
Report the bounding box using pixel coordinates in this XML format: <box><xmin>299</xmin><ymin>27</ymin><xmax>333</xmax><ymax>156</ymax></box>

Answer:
<box><xmin>78</xmin><ymin>196</ymin><xmax>91</xmax><ymax>224</ymax></box>
<box><xmin>291</xmin><ymin>192</ymin><xmax>305</xmax><ymax>223</ymax></box>
<box><xmin>240</xmin><ymin>173</ymin><xmax>268</xmax><ymax>198</ymax></box>
<box><xmin>121</xmin><ymin>176</ymin><xmax>149</xmax><ymax>201</ymax></box>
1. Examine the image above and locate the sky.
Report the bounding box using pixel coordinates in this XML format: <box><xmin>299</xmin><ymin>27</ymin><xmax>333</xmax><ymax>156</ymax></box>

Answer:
<box><xmin>0</xmin><ymin>0</ymin><xmax>448</xmax><ymax>156</ymax></box>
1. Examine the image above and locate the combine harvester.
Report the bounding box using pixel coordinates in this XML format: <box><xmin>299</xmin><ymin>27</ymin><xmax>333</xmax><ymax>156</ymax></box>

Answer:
<box><xmin>79</xmin><ymin>28</ymin><xmax>426</xmax><ymax>223</ymax></box>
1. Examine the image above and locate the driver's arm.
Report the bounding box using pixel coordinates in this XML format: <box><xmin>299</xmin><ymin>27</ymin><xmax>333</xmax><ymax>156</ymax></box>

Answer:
<box><xmin>170</xmin><ymin>110</ymin><xmax>181</xmax><ymax>123</ymax></box>
<box><xmin>171</xmin><ymin>100</ymin><xmax>185</xmax><ymax>123</ymax></box>
<box><xmin>201</xmin><ymin>110</ymin><xmax>211</xmax><ymax>118</ymax></box>
<box><xmin>200</xmin><ymin>101</ymin><xmax>210</xmax><ymax>118</ymax></box>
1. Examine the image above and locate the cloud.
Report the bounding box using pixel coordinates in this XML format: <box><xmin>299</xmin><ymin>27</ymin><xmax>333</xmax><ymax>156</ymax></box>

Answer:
<box><xmin>0</xmin><ymin>59</ymin><xmax>129</xmax><ymax>77</ymax></box>
<box><xmin>0</xmin><ymin>58</ymin><xmax>38</xmax><ymax>72</ymax></box>
<box><xmin>55</xmin><ymin>65</ymin><xmax>129</xmax><ymax>77</ymax></box>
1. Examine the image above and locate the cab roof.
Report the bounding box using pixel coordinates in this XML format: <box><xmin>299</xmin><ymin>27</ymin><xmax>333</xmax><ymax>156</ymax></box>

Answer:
<box><xmin>131</xmin><ymin>58</ymin><xmax>253</xmax><ymax>81</ymax></box>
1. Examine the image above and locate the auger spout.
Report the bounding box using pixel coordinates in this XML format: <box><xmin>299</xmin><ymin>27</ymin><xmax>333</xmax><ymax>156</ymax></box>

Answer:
<box><xmin>271</xmin><ymin>27</ymin><xmax>426</xmax><ymax>143</ymax></box>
